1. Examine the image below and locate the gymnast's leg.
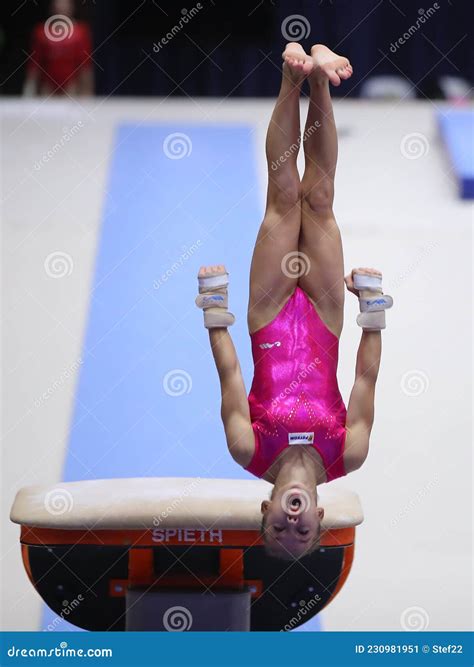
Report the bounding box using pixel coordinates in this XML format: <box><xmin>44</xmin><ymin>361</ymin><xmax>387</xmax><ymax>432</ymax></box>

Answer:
<box><xmin>298</xmin><ymin>44</ymin><xmax>353</xmax><ymax>338</ymax></box>
<box><xmin>247</xmin><ymin>43</ymin><xmax>313</xmax><ymax>334</ymax></box>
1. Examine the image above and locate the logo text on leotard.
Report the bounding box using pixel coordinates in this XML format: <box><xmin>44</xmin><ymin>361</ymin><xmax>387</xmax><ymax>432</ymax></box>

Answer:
<box><xmin>151</xmin><ymin>528</ymin><xmax>223</xmax><ymax>544</ymax></box>
<box><xmin>289</xmin><ymin>432</ymin><xmax>315</xmax><ymax>445</ymax></box>
<box><xmin>259</xmin><ymin>341</ymin><xmax>281</xmax><ymax>349</ymax></box>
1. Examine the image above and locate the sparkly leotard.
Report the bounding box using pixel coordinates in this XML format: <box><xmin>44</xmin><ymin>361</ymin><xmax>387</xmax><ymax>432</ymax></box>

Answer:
<box><xmin>246</xmin><ymin>286</ymin><xmax>347</xmax><ymax>481</ymax></box>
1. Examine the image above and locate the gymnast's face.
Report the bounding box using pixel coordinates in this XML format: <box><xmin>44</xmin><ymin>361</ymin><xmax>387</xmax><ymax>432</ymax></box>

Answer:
<box><xmin>260</xmin><ymin>485</ymin><xmax>324</xmax><ymax>559</ymax></box>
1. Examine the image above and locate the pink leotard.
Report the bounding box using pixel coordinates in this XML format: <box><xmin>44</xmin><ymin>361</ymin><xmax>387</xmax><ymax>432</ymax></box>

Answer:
<box><xmin>246</xmin><ymin>286</ymin><xmax>347</xmax><ymax>481</ymax></box>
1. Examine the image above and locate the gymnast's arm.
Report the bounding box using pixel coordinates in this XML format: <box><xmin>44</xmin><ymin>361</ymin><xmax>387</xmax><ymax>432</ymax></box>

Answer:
<box><xmin>344</xmin><ymin>330</ymin><xmax>382</xmax><ymax>473</ymax></box>
<box><xmin>208</xmin><ymin>328</ymin><xmax>255</xmax><ymax>468</ymax></box>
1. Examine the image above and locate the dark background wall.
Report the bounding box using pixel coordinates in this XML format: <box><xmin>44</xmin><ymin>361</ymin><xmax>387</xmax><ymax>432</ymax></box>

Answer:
<box><xmin>1</xmin><ymin>0</ymin><xmax>472</xmax><ymax>97</ymax></box>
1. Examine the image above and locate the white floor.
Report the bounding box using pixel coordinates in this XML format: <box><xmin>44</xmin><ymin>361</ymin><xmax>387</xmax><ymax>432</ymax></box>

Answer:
<box><xmin>1</xmin><ymin>97</ymin><xmax>472</xmax><ymax>632</ymax></box>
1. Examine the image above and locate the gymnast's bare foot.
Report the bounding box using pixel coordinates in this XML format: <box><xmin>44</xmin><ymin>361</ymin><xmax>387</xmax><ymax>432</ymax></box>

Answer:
<box><xmin>282</xmin><ymin>42</ymin><xmax>313</xmax><ymax>84</ymax></box>
<box><xmin>310</xmin><ymin>44</ymin><xmax>353</xmax><ymax>87</ymax></box>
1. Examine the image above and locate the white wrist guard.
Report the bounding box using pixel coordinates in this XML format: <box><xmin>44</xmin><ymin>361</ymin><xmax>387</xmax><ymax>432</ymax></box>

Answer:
<box><xmin>195</xmin><ymin>271</ymin><xmax>236</xmax><ymax>329</ymax></box>
<box><xmin>354</xmin><ymin>272</ymin><xmax>393</xmax><ymax>331</ymax></box>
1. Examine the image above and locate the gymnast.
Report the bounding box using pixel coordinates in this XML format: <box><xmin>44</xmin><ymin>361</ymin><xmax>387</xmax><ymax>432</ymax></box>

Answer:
<box><xmin>196</xmin><ymin>43</ymin><xmax>393</xmax><ymax>559</ymax></box>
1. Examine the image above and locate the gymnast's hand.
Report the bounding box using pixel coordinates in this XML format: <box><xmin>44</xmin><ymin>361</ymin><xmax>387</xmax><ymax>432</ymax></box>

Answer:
<box><xmin>196</xmin><ymin>264</ymin><xmax>236</xmax><ymax>329</ymax></box>
<box><xmin>198</xmin><ymin>264</ymin><xmax>228</xmax><ymax>281</ymax></box>
<box><xmin>344</xmin><ymin>267</ymin><xmax>382</xmax><ymax>297</ymax></box>
<box><xmin>345</xmin><ymin>268</ymin><xmax>393</xmax><ymax>331</ymax></box>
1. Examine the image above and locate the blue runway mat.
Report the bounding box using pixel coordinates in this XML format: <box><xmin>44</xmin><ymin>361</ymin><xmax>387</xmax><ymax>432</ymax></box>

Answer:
<box><xmin>438</xmin><ymin>109</ymin><xmax>474</xmax><ymax>199</ymax></box>
<box><xmin>43</xmin><ymin>122</ymin><xmax>321</xmax><ymax>631</ymax></box>
<box><xmin>66</xmin><ymin>123</ymin><xmax>261</xmax><ymax>481</ymax></box>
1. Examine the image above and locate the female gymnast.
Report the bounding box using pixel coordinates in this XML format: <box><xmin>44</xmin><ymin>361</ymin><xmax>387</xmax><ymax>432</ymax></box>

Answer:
<box><xmin>195</xmin><ymin>43</ymin><xmax>393</xmax><ymax>560</ymax></box>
